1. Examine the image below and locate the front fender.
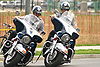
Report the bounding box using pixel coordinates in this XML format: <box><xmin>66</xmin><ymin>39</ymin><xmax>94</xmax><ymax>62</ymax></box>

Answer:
<box><xmin>55</xmin><ymin>43</ymin><xmax>68</xmax><ymax>54</ymax></box>
<box><xmin>43</xmin><ymin>48</ymin><xmax>50</xmax><ymax>56</ymax></box>
<box><xmin>44</xmin><ymin>43</ymin><xmax>68</xmax><ymax>56</ymax></box>
<box><xmin>15</xmin><ymin>44</ymin><xmax>26</xmax><ymax>55</ymax></box>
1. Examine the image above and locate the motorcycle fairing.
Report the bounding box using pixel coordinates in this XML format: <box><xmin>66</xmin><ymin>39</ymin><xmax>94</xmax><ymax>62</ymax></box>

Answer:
<box><xmin>14</xmin><ymin>18</ymin><xmax>42</xmax><ymax>38</ymax></box>
<box><xmin>52</xmin><ymin>17</ymin><xmax>79</xmax><ymax>39</ymax></box>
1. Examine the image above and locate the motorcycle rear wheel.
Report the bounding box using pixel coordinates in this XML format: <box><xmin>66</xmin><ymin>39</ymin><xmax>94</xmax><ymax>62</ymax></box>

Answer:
<box><xmin>44</xmin><ymin>50</ymin><xmax>64</xmax><ymax>67</ymax></box>
<box><xmin>4</xmin><ymin>51</ymin><xmax>23</xmax><ymax>67</ymax></box>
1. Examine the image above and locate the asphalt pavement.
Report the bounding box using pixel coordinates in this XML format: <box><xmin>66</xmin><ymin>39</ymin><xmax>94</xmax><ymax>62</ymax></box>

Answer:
<box><xmin>0</xmin><ymin>58</ymin><xmax>100</xmax><ymax>67</ymax></box>
<box><xmin>0</xmin><ymin>46</ymin><xmax>100</xmax><ymax>67</ymax></box>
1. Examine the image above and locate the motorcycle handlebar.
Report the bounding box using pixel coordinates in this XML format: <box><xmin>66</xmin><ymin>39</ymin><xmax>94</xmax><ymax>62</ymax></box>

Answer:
<box><xmin>0</xmin><ymin>36</ymin><xmax>7</xmax><ymax>39</ymax></box>
<box><xmin>3</xmin><ymin>23</ymin><xmax>14</xmax><ymax>29</ymax></box>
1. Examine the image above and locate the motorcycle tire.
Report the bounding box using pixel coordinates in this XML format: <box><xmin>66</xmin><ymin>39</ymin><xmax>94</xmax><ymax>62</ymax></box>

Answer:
<box><xmin>44</xmin><ymin>50</ymin><xmax>64</xmax><ymax>67</ymax></box>
<box><xmin>4</xmin><ymin>51</ymin><xmax>23</xmax><ymax>67</ymax></box>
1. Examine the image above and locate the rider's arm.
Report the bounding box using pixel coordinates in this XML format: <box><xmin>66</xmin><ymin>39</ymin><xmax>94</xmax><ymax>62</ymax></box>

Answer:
<box><xmin>15</xmin><ymin>16</ymin><xmax>25</xmax><ymax>19</ymax></box>
<box><xmin>24</xmin><ymin>15</ymin><xmax>31</xmax><ymax>23</ymax></box>
<box><xmin>37</xmin><ymin>19</ymin><xmax>45</xmax><ymax>35</ymax></box>
<box><xmin>71</xmin><ymin>16</ymin><xmax>77</xmax><ymax>29</ymax></box>
<box><xmin>72</xmin><ymin>16</ymin><xmax>80</xmax><ymax>32</ymax></box>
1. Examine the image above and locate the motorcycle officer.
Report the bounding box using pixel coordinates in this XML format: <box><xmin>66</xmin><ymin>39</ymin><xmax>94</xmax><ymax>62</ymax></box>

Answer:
<box><xmin>60</xmin><ymin>1</ymin><xmax>78</xmax><ymax>62</ymax></box>
<box><xmin>23</xmin><ymin>5</ymin><xmax>45</xmax><ymax>35</ymax></box>
<box><xmin>43</xmin><ymin>1</ymin><xmax>79</xmax><ymax>63</ymax></box>
<box><xmin>9</xmin><ymin>6</ymin><xmax>45</xmax><ymax>40</ymax></box>
<box><xmin>15</xmin><ymin>5</ymin><xmax>45</xmax><ymax>34</ymax></box>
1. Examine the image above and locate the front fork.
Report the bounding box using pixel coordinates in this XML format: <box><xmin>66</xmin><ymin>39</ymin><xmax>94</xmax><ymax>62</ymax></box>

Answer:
<box><xmin>50</xmin><ymin>40</ymin><xmax>57</xmax><ymax>55</ymax></box>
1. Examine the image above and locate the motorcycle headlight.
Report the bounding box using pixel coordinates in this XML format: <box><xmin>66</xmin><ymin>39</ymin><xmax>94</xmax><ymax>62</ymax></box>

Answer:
<box><xmin>61</xmin><ymin>34</ymin><xmax>70</xmax><ymax>43</ymax></box>
<box><xmin>21</xmin><ymin>35</ymin><xmax>31</xmax><ymax>44</ymax></box>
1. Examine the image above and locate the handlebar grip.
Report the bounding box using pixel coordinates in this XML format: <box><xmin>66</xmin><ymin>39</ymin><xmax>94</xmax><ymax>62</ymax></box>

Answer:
<box><xmin>0</xmin><ymin>36</ymin><xmax>7</xmax><ymax>39</ymax></box>
<box><xmin>3</xmin><ymin>23</ymin><xmax>14</xmax><ymax>29</ymax></box>
<box><xmin>3</xmin><ymin>23</ymin><xmax>7</xmax><ymax>26</ymax></box>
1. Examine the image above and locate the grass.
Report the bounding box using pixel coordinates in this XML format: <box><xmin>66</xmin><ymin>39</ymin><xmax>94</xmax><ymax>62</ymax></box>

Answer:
<box><xmin>32</xmin><ymin>44</ymin><xmax>100</xmax><ymax>55</ymax></box>
<box><xmin>75</xmin><ymin>49</ymin><xmax>100</xmax><ymax>54</ymax></box>
<box><xmin>37</xmin><ymin>45</ymin><xmax>43</xmax><ymax>48</ymax></box>
<box><xmin>35</xmin><ymin>49</ymin><xmax>100</xmax><ymax>56</ymax></box>
<box><xmin>35</xmin><ymin>51</ymin><xmax>42</xmax><ymax>56</ymax></box>
<box><xmin>76</xmin><ymin>44</ymin><xmax>100</xmax><ymax>46</ymax></box>
<box><xmin>0</xmin><ymin>49</ymin><xmax>100</xmax><ymax>56</ymax></box>
<box><xmin>37</xmin><ymin>44</ymin><xmax>100</xmax><ymax>48</ymax></box>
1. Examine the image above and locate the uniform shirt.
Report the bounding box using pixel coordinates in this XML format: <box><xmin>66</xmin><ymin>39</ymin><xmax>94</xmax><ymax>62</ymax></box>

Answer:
<box><xmin>24</xmin><ymin>14</ymin><xmax>44</xmax><ymax>33</ymax></box>
<box><xmin>60</xmin><ymin>11</ymin><xmax>77</xmax><ymax>28</ymax></box>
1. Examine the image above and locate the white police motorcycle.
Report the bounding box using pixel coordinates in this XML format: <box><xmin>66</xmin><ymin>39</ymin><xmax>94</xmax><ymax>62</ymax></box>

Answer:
<box><xmin>0</xmin><ymin>18</ymin><xmax>43</xmax><ymax>67</ymax></box>
<box><xmin>43</xmin><ymin>12</ymin><xmax>79</xmax><ymax>67</ymax></box>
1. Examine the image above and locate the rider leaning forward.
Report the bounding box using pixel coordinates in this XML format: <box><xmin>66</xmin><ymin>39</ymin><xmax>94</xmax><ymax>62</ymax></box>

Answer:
<box><xmin>43</xmin><ymin>1</ymin><xmax>79</xmax><ymax>63</ymax></box>
<box><xmin>9</xmin><ymin>6</ymin><xmax>45</xmax><ymax>40</ymax></box>
<box><xmin>15</xmin><ymin>5</ymin><xmax>45</xmax><ymax>35</ymax></box>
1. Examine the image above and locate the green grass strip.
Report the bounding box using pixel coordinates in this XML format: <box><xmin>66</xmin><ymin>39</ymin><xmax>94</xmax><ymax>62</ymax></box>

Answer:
<box><xmin>37</xmin><ymin>44</ymin><xmax>100</xmax><ymax>48</ymax></box>
<box><xmin>75</xmin><ymin>49</ymin><xmax>100</xmax><ymax>54</ymax></box>
<box><xmin>35</xmin><ymin>49</ymin><xmax>100</xmax><ymax>56</ymax></box>
<box><xmin>76</xmin><ymin>44</ymin><xmax>100</xmax><ymax>46</ymax></box>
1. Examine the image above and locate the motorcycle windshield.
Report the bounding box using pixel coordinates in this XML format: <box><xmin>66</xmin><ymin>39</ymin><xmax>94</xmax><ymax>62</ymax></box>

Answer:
<box><xmin>13</xmin><ymin>18</ymin><xmax>25</xmax><ymax>33</ymax></box>
<box><xmin>13</xmin><ymin>18</ymin><xmax>41</xmax><ymax>37</ymax></box>
<box><xmin>51</xmin><ymin>18</ymin><xmax>63</xmax><ymax>32</ymax></box>
<box><xmin>52</xmin><ymin>17</ymin><xmax>79</xmax><ymax>36</ymax></box>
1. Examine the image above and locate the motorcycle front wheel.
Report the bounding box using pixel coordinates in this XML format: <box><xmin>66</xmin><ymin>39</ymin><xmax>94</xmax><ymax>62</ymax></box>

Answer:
<box><xmin>44</xmin><ymin>50</ymin><xmax>64</xmax><ymax>67</ymax></box>
<box><xmin>4</xmin><ymin>51</ymin><xmax>23</xmax><ymax>67</ymax></box>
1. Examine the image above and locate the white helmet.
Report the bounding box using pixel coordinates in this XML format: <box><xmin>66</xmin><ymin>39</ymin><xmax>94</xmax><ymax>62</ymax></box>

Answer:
<box><xmin>60</xmin><ymin>2</ymin><xmax>70</xmax><ymax>10</ymax></box>
<box><xmin>32</xmin><ymin>6</ymin><xmax>42</xmax><ymax>15</ymax></box>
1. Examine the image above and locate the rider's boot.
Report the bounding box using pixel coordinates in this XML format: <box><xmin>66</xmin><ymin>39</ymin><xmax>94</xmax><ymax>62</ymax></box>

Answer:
<box><xmin>66</xmin><ymin>48</ymin><xmax>74</xmax><ymax>63</ymax></box>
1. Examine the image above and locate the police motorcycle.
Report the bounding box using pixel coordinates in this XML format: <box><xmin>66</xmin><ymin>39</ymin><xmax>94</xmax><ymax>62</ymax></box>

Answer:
<box><xmin>0</xmin><ymin>17</ymin><xmax>43</xmax><ymax>67</ymax></box>
<box><xmin>42</xmin><ymin>10</ymin><xmax>79</xmax><ymax>67</ymax></box>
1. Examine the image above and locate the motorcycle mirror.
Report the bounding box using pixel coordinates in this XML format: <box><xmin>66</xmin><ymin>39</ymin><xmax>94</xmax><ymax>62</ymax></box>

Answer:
<box><xmin>76</xmin><ymin>28</ymin><xmax>80</xmax><ymax>32</ymax></box>
<box><xmin>53</xmin><ymin>9</ymin><xmax>59</xmax><ymax>14</ymax></box>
